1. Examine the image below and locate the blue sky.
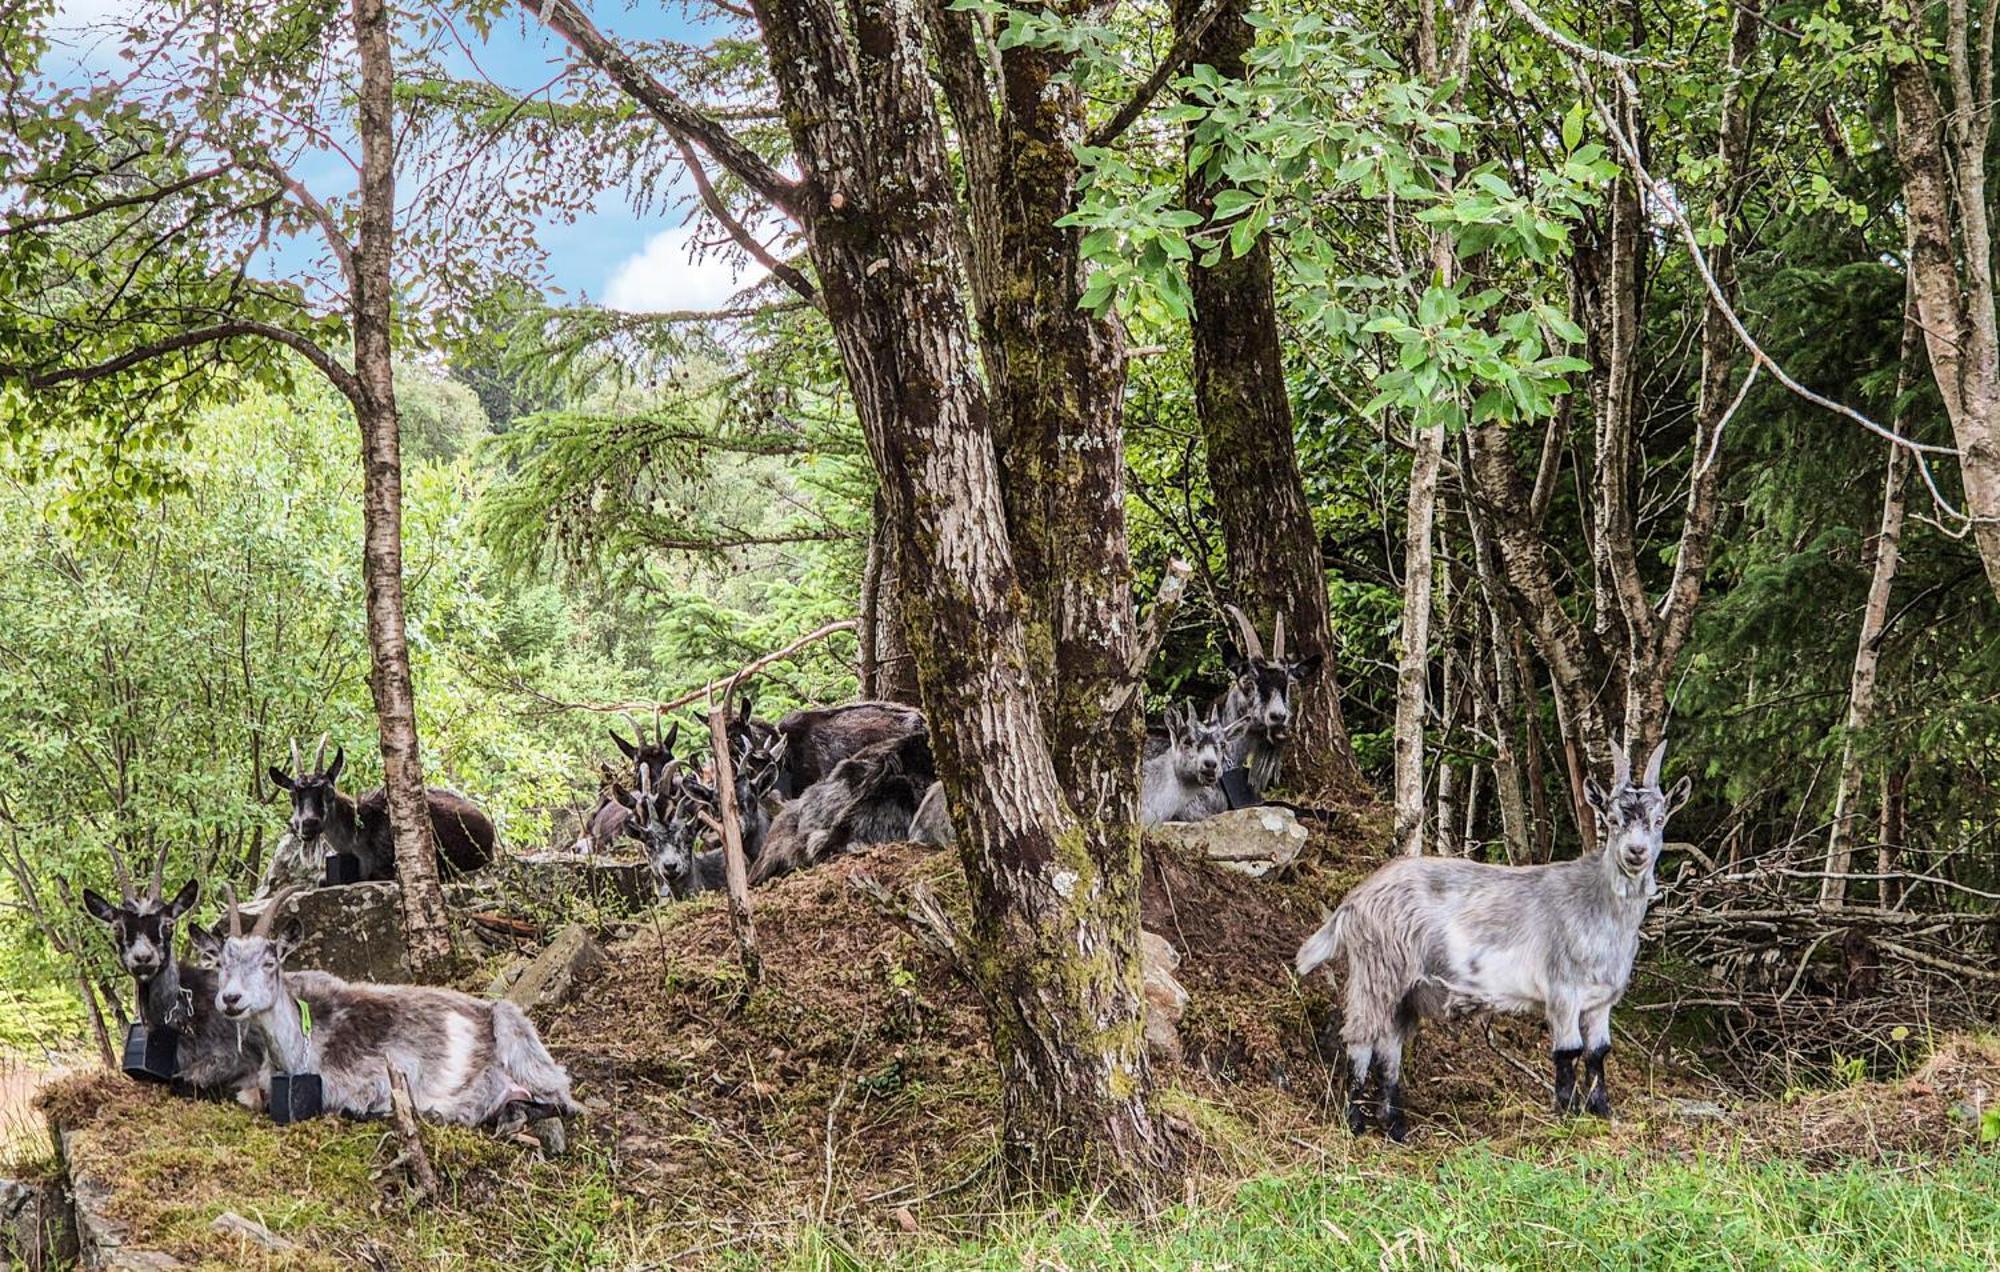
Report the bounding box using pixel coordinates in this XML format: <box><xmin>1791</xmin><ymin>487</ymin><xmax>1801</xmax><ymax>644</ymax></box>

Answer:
<box><xmin>42</xmin><ymin>0</ymin><xmax>760</xmax><ymax>313</ymax></box>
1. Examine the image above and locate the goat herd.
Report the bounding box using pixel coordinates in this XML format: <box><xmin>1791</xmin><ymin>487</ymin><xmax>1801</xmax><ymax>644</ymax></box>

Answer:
<box><xmin>76</xmin><ymin>605</ymin><xmax>1692</xmax><ymax>1144</ymax></box>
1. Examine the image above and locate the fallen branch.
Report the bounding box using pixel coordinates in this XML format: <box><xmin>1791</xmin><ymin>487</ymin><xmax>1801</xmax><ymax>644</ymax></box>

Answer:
<box><xmin>386</xmin><ymin>1068</ymin><xmax>440</xmax><ymax>1203</ymax></box>
<box><xmin>709</xmin><ymin>670</ymin><xmax>762</xmax><ymax>995</ymax></box>
<box><xmin>848</xmin><ymin>873</ymin><xmax>977</xmax><ymax>989</ymax></box>
<box><xmin>468</xmin><ymin>911</ymin><xmax>544</xmax><ymax>939</ymax></box>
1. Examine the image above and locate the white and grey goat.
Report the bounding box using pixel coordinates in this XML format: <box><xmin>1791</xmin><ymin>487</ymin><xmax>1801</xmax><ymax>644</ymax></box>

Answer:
<box><xmin>195</xmin><ymin>888</ymin><xmax>581</xmax><ymax>1129</ymax></box>
<box><xmin>1140</xmin><ymin>704</ymin><xmax>1244</xmax><ymax>826</ymax></box>
<box><xmin>1295</xmin><ymin>741</ymin><xmax>1691</xmax><ymax>1140</ymax></box>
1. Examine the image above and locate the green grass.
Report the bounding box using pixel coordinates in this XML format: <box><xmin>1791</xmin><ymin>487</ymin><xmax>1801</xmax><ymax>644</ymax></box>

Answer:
<box><xmin>880</xmin><ymin>1148</ymin><xmax>2000</xmax><ymax>1271</ymax></box>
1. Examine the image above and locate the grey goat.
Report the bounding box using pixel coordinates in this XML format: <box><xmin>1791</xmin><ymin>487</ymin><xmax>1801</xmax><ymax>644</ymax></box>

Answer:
<box><xmin>1295</xmin><ymin>740</ymin><xmax>1691</xmax><ymax>1140</ymax></box>
<box><xmin>1214</xmin><ymin>605</ymin><xmax>1323</xmax><ymax>795</ymax></box>
<box><xmin>195</xmin><ymin>887</ymin><xmax>580</xmax><ymax>1129</ymax></box>
<box><xmin>1140</xmin><ymin>704</ymin><xmax>1244</xmax><ymax>826</ymax></box>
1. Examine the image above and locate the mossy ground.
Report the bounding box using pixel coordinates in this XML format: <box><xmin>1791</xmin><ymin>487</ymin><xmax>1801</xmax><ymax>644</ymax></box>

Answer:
<box><xmin>29</xmin><ymin>816</ymin><xmax>2000</xmax><ymax>1267</ymax></box>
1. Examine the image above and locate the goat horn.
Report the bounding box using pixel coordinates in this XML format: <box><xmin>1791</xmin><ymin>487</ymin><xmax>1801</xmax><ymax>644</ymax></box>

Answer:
<box><xmin>251</xmin><ymin>885</ymin><xmax>299</xmax><ymax>941</ymax></box>
<box><xmin>290</xmin><ymin>737</ymin><xmax>302</xmax><ymax>776</ymax></box>
<box><xmin>1272</xmin><ymin>611</ymin><xmax>1286</xmax><ymax>661</ymax></box>
<box><xmin>652</xmin><ymin>705</ymin><xmax>663</xmax><ymax>747</ymax></box>
<box><xmin>107</xmin><ymin>839</ymin><xmax>137</xmax><ymax>905</ymax></box>
<box><xmin>1610</xmin><ymin>744</ymin><xmax>1632</xmax><ymax>792</ymax></box>
<box><xmin>224</xmin><ymin>883</ymin><xmax>243</xmax><ymax>938</ymax></box>
<box><xmin>148</xmin><ymin>838</ymin><xmax>168</xmax><ymax>901</ymax></box>
<box><xmin>1223</xmin><ymin>604</ymin><xmax>1265</xmax><ymax>662</ymax></box>
<box><xmin>312</xmin><ymin>733</ymin><xmax>329</xmax><ymax>772</ymax></box>
<box><xmin>1642</xmin><ymin>739</ymin><xmax>1668</xmax><ymax>789</ymax></box>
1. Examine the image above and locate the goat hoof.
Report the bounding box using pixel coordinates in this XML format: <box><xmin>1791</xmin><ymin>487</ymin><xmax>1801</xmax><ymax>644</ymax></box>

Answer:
<box><xmin>1585</xmin><ymin>1090</ymin><xmax>1611</xmax><ymax>1119</ymax></box>
<box><xmin>1345</xmin><ymin>1102</ymin><xmax>1369</xmax><ymax>1137</ymax></box>
<box><xmin>1383</xmin><ymin>1115</ymin><xmax>1409</xmax><ymax>1144</ymax></box>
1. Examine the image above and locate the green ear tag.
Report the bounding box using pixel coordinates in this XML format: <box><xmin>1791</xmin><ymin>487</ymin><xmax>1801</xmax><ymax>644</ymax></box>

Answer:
<box><xmin>298</xmin><ymin>1000</ymin><xmax>313</xmax><ymax>1037</ymax></box>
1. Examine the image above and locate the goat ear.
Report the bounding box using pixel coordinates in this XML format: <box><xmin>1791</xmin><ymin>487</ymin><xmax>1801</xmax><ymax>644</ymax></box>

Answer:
<box><xmin>1666</xmin><ymin>775</ymin><xmax>1692</xmax><ymax>815</ymax></box>
<box><xmin>165</xmin><ymin>878</ymin><xmax>200</xmax><ymax>920</ymax></box>
<box><xmin>611</xmin><ymin>731</ymin><xmax>640</xmax><ymax>761</ymax></box>
<box><xmin>188</xmin><ymin>924</ymin><xmax>224</xmax><ymax>967</ymax></box>
<box><xmin>268</xmin><ymin>767</ymin><xmax>294</xmax><ymax>792</ymax></box>
<box><xmin>1292</xmin><ymin>652</ymin><xmax>1325</xmax><ymax>680</ymax></box>
<box><xmin>1583</xmin><ymin>777</ymin><xmax>1609</xmax><ymax>814</ymax></box>
<box><xmin>82</xmin><ymin>888</ymin><xmax>118</xmax><ymax>924</ymax></box>
<box><xmin>663</xmin><ymin>722</ymin><xmax>680</xmax><ymax>753</ymax></box>
<box><xmin>274</xmin><ymin>918</ymin><xmax>304</xmax><ymax>961</ymax></box>
<box><xmin>324</xmin><ymin>746</ymin><xmax>344</xmax><ymax>786</ymax></box>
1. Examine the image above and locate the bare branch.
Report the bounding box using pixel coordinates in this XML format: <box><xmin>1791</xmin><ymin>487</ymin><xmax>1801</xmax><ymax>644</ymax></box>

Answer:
<box><xmin>1</xmin><ymin>321</ymin><xmax>361</xmax><ymax>407</ymax></box>
<box><xmin>512</xmin><ymin>619</ymin><xmax>859</xmax><ymax>716</ymax></box>
<box><xmin>673</xmin><ymin>136</ymin><xmax>818</xmax><ymax>303</ymax></box>
<box><xmin>1085</xmin><ymin>0</ymin><xmax>1234</xmax><ymax>149</ymax></box>
<box><xmin>2</xmin><ymin>165</ymin><xmax>233</xmax><ymax>237</ymax></box>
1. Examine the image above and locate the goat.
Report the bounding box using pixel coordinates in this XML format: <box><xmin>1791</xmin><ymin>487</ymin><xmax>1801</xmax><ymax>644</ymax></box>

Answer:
<box><xmin>618</xmin><ymin>767</ymin><xmax>729</xmax><ymax>899</ymax></box>
<box><xmin>1140</xmin><ymin>704</ymin><xmax>1245</xmax><ymax>826</ymax></box>
<box><xmin>908</xmin><ymin>781</ymin><xmax>955</xmax><ymax>848</ymax></box>
<box><xmin>269</xmin><ymin>736</ymin><xmax>496</xmax><ymax>881</ymax></box>
<box><xmin>1212</xmin><ymin>605</ymin><xmax>1323</xmax><ymax>796</ymax></box>
<box><xmin>575</xmin><ymin>722</ymin><xmax>682</xmax><ymax>853</ymax></box>
<box><xmin>81</xmin><ymin>849</ymin><xmax>264</xmax><ymax>1097</ymax></box>
<box><xmin>1295</xmin><ymin>740</ymin><xmax>1691</xmax><ymax>1141</ymax></box>
<box><xmin>753</xmin><ymin>729</ymin><xmax>932</xmax><ymax>884</ymax></box>
<box><xmin>193</xmin><ymin>887</ymin><xmax>580</xmax><ymax>1128</ymax></box>
<box><xmin>771</xmin><ymin>700</ymin><xmax>926</xmax><ymax>797</ymax></box>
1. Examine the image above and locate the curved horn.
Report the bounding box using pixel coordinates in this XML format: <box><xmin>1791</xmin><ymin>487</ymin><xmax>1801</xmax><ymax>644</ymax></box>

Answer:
<box><xmin>251</xmin><ymin>885</ymin><xmax>299</xmax><ymax>940</ymax></box>
<box><xmin>289</xmin><ymin>737</ymin><xmax>302</xmax><ymax>777</ymax></box>
<box><xmin>1271</xmin><ymin>611</ymin><xmax>1286</xmax><ymax>661</ymax></box>
<box><xmin>224</xmin><ymin>883</ymin><xmax>243</xmax><ymax>938</ymax></box>
<box><xmin>1223</xmin><ymin>604</ymin><xmax>1266</xmax><ymax>662</ymax></box>
<box><xmin>652</xmin><ymin>705</ymin><xmax>664</xmax><ymax>747</ymax></box>
<box><xmin>1642</xmin><ymin>739</ymin><xmax>1668</xmax><ymax>789</ymax></box>
<box><xmin>312</xmin><ymin>733</ymin><xmax>329</xmax><ymax>772</ymax></box>
<box><xmin>148</xmin><ymin>839</ymin><xmax>168</xmax><ymax>902</ymax></box>
<box><xmin>107</xmin><ymin>841</ymin><xmax>137</xmax><ymax>905</ymax></box>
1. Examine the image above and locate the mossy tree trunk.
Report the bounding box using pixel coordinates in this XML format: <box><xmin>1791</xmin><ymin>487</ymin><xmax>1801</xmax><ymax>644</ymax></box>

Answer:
<box><xmin>1175</xmin><ymin>0</ymin><xmax>1362</xmax><ymax>804</ymax></box>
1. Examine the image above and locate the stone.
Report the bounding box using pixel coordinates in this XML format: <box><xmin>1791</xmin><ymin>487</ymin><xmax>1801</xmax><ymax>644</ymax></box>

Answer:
<box><xmin>1140</xmin><ymin>929</ymin><xmax>1189</xmax><ymax>1066</ymax></box>
<box><xmin>209</xmin><ymin>1211</ymin><xmax>298</xmax><ymax>1253</ymax></box>
<box><xmin>502</xmin><ymin>924</ymin><xmax>609</xmax><ymax>1013</ymax></box>
<box><xmin>1666</xmin><ymin>1098</ymin><xmax>1730</xmax><ymax>1120</ymax></box>
<box><xmin>237</xmin><ymin>882</ymin><xmax>408</xmax><ymax>983</ymax></box>
<box><xmin>1151</xmin><ymin>805</ymin><xmax>1310</xmax><ymax>878</ymax></box>
<box><xmin>58</xmin><ymin>1129</ymin><xmax>183</xmax><ymax>1269</ymax></box>
<box><xmin>1</xmin><ymin>1175</ymin><xmax>79</xmax><ymax>1271</ymax></box>
<box><xmin>493</xmin><ymin>852</ymin><xmax>656</xmax><ymax>916</ymax></box>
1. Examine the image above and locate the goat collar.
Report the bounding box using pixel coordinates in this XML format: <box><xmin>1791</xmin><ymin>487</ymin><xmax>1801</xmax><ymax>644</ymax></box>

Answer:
<box><xmin>297</xmin><ymin>998</ymin><xmax>313</xmax><ymax>1038</ymax></box>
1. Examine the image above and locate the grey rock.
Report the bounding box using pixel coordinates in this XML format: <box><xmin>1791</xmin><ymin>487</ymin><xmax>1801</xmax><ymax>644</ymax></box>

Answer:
<box><xmin>1151</xmin><ymin>806</ymin><xmax>1309</xmax><ymax>878</ymax></box>
<box><xmin>238</xmin><ymin>882</ymin><xmax>408</xmax><ymax>983</ymax></box>
<box><xmin>209</xmin><ymin>1210</ymin><xmax>298</xmax><ymax>1253</ymax></box>
<box><xmin>494</xmin><ymin>852</ymin><xmax>655</xmax><ymax>915</ymax></box>
<box><xmin>502</xmin><ymin>923</ymin><xmax>608</xmax><ymax>1013</ymax></box>
<box><xmin>1</xmin><ymin>1174</ymin><xmax>79</xmax><ymax>1271</ymax></box>
<box><xmin>1140</xmin><ymin>929</ymin><xmax>1189</xmax><ymax>1066</ymax></box>
<box><xmin>1666</xmin><ymin>1098</ymin><xmax>1730</xmax><ymax>1120</ymax></box>
<box><xmin>58</xmin><ymin>1129</ymin><xmax>183</xmax><ymax>1269</ymax></box>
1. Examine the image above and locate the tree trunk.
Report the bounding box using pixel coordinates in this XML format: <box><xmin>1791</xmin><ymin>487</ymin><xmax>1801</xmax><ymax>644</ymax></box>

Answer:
<box><xmin>1464</xmin><ymin>480</ymin><xmax>1532</xmax><ymax>863</ymax></box>
<box><xmin>1176</xmin><ymin>0</ymin><xmax>1362</xmax><ymax>802</ymax></box>
<box><xmin>352</xmin><ymin>0</ymin><xmax>450</xmax><ymax>974</ymax></box>
<box><xmin>1877</xmin><ymin>764</ymin><xmax>1906</xmax><ymax>907</ymax></box>
<box><xmin>749</xmin><ymin>0</ymin><xmax>1170</xmax><ymax>1190</ymax></box>
<box><xmin>860</xmin><ymin>492</ymin><xmax>921</xmax><ymax>704</ymax></box>
<box><xmin>1393</xmin><ymin>422</ymin><xmax>1443</xmax><ymax>856</ymax></box>
<box><xmin>1822</xmin><ymin>290</ymin><xmax>1915</xmax><ymax>908</ymax></box>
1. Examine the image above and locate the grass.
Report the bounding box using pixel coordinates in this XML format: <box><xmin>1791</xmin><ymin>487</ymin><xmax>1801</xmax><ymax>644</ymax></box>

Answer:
<box><xmin>874</xmin><ymin>1148</ymin><xmax>2000</xmax><ymax>1271</ymax></box>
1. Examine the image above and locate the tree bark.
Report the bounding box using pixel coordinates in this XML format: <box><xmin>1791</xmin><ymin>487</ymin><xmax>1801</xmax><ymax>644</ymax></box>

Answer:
<box><xmin>352</xmin><ymin>0</ymin><xmax>450</xmax><ymax>973</ymax></box>
<box><xmin>744</xmin><ymin>0</ymin><xmax>1171</xmax><ymax>1190</ymax></box>
<box><xmin>1394</xmin><ymin>423</ymin><xmax>1443</xmax><ymax>856</ymax></box>
<box><xmin>1175</xmin><ymin>0</ymin><xmax>1362</xmax><ymax>802</ymax></box>
<box><xmin>1822</xmin><ymin>287</ymin><xmax>1916</xmax><ymax>908</ymax></box>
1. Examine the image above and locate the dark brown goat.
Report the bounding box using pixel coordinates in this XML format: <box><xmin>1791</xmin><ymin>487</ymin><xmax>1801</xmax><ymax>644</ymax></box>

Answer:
<box><xmin>771</xmin><ymin>700</ymin><xmax>926</xmax><ymax>797</ymax></box>
<box><xmin>268</xmin><ymin>737</ymin><xmax>496</xmax><ymax>882</ymax></box>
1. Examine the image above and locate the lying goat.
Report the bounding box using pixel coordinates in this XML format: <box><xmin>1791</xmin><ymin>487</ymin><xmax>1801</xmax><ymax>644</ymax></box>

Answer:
<box><xmin>270</xmin><ymin>736</ymin><xmax>496</xmax><ymax>881</ymax></box>
<box><xmin>1295</xmin><ymin>740</ymin><xmax>1690</xmax><ymax>1141</ymax></box>
<box><xmin>1140</xmin><ymin>704</ymin><xmax>1244</xmax><ymax>826</ymax></box>
<box><xmin>771</xmin><ymin>700</ymin><xmax>926</xmax><ymax>797</ymax></box>
<box><xmin>1213</xmin><ymin>605</ymin><xmax>1322</xmax><ymax>795</ymax></box>
<box><xmin>576</xmin><ymin>722</ymin><xmax>681</xmax><ymax>853</ymax></box>
<box><xmin>196</xmin><ymin>888</ymin><xmax>580</xmax><ymax>1128</ymax></box>
<box><xmin>83</xmin><ymin>854</ymin><xmax>263</xmax><ymax>1098</ymax></box>
<box><xmin>753</xmin><ymin>729</ymin><xmax>932</xmax><ymax>884</ymax></box>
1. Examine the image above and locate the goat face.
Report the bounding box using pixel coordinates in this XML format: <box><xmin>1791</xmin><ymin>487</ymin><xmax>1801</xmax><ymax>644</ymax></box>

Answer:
<box><xmin>268</xmin><ymin>742</ymin><xmax>345</xmax><ymax>842</ymax></box>
<box><xmin>1170</xmin><ymin>706</ymin><xmax>1240</xmax><ymax>788</ymax></box>
<box><xmin>83</xmin><ymin>879</ymin><xmax>200</xmax><ymax>978</ymax></box>
<box><xmin>197</xmin><ymin>918</ymin><xmax>301</xmax><ymax>1021</ymax></box>
<box><xmin>622</xmin><ymin>777</ymin><xmax>707</xmax><ymax>894</ymax></box>
<box><xmin>1225</xmin><ymin>655</ymin><xmax>1324</xmax><ymax>744</ymax></box>
<box><xmin>1584</xmin><ymin>740</ymin><xmax>1693</xmax><ymax>878</ymax></box>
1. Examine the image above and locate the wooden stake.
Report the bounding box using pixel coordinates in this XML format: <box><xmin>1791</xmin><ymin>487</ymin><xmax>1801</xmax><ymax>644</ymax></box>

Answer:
<box><xmin>708</xmin><ymin>674</ymin><xmax>762</xmax><ymax>992</ymax></box>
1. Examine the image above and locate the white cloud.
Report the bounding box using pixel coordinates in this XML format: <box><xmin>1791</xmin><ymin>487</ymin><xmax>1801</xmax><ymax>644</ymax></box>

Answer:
<box><xmin>603</xmin><ymin>222</ymin><xmax>772</xmax><ymax>314</ymax></box>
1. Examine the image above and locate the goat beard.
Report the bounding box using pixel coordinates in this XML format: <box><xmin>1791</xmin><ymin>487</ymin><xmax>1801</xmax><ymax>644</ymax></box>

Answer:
<box><xmin>1249</xmin><ymin>742</ymin><xmax>1283</xmax><ymax>793</ymax></box>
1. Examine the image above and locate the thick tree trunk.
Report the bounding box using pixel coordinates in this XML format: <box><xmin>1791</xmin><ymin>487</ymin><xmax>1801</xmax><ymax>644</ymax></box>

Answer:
<box><xmin>1823</xmin><ymin>289</ymin><xmax>1915</xmax><ymax>908</ymax></box>
<box><xmin>860</xmin><ymin>493</ymin><xmax>920</xmax><ymax>704</ymax></box>
<box><xmin>352</xmin><ymin>0</ymin><xmax>450</xmax><ymax>973</ymax></box>
<box><xmin>1175</xmin><ymin>0</ymin><xmax>1362</xmax><ymax>802</ymax></box>
<box><xmin>749</xmin><ymin>0</ymin><xmax>1170</xmax><ymax>1190</ymax></box>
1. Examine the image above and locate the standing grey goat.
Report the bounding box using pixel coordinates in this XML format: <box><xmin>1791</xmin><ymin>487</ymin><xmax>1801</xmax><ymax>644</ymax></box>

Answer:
<box><xmin>82</xmin><ymin>850</ymin><xmax>264</xmax><ymax>1098</ymax></box>
<box><xmin>1214</xmin><ymin>605</ymin><xmax>1323</xmax><ymax>795</ymax></box>
<box><xmin>1140</xmin><ymin>704</ymin><xmax>1244</xmax><ymax>826</ymax></box>
<box><xmin>194</xmin><ymin>887</ymin><xmax>580</xmax><ymax>1129</ymax></box>
<box><xmin>1295</xmin><ymin>740</ymin><xmax>1691</xmax><ymax>1141</ymax></box>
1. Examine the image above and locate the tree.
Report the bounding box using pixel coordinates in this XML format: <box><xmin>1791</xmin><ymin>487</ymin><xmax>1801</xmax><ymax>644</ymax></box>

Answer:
<box><xmin>1</xmin><ymin>0</ymin><xmax>455</xmax><ymax>971</ymax></box>
<box><xmin>1173</xmin><ymin>0</ymin><xmax>1363</xmax><ymax>802</ymax></box>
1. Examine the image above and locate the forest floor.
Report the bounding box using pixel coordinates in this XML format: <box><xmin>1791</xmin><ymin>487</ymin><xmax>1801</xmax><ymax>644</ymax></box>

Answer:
<box><xmin>18</xmin><ymin>819</ymin><xmax>2000</xmax><ymax>1268</ymax></box>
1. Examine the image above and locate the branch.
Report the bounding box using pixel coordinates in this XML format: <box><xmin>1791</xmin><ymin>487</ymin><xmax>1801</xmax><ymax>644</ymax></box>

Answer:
<box><xmin>510</xmin><ymin>619</ymin><xmax>858</xmax><ymax>716</ymax></box>
<box><xmin>2</xmin><ymin>165</ymin><xmax>233</xmax><ymax>237</ymax></box>
<box><xmin>251</xmin><ymin>159</ymin><xmax>356</xmax><ymax>292</ymax></box>
<box><xmin>1085</xmin><ymin>0</ymin><xmax>1233</xmax><ymax>149</ymax></box>
<box><xmin>708</xmin><ymin>675</ymin><xmax>762</xmax><ymax>992</ymax></box>
<box><xmin>674</xmin><ymin>137</ymin><xmax>818</xmax><ymax>303</ymax></box>
<box><xmin>1</xmin><ymin>321</ymin><xmax>361</xmax><ymax>406</ymax></box>
<box><xmin>1103</xmin><ymin>557</ymin><xmax>1192</xmax><ymax>712</ymax></box>
<box><xmin>524</xmin><ymin>0</ymin><xmax>802</xmax><ymax>216</ymax></box>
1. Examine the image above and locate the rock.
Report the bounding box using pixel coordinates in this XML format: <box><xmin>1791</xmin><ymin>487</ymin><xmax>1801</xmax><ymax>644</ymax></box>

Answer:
<box><xmin>58</xmin><ymin>1129</ymin><xmax>183</xmax><ymax>1269</ymax></box>
<box><xmin>484</xmin><ymin>956</ymin><xmax>532</xmax><ymax>998</ymax></box>
<box><xmin>1666</xmin><ymin>1098</ymin><xmax>1730</xmax><ymax>1120</ymax></box>
<box><xmin>1140</xmin><ymin>929</ymin><xmax>1189</xmax><ymax>1066</ymax></box>
<box><xmin>209</xmin><ymin>1211</ymin><xmax>298</xmax><ymax>1253</ymax></box>
<box><xmin>1</xmin><ymin>1175</ymin><xmax>79</xmax><ymax>1271</ymax></box>
<box><xmin>493</xmin><ymin>852</ymin><xmax>656</xmax><ymax>916</ymax></box>
<box><xmin>502</xmin><ymin>923</ymin><xmax>608</xmax><ymax>1013</ymax></box>
<box><xmin>238</xmin><ymin>882</ymin><xmax>408</xmax><ymax>984</ymax></box>
<box><xmin>1151</xmin><ymin>806</ymin><xmax>1309</xmax><ymax>878</ymax></box>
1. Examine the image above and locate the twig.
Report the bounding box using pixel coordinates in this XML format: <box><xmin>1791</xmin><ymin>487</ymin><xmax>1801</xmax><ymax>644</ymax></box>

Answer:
<box><xmin>708</xmin><ymin>672</ymin><xmax>762</xmax><ymax>994</ymax></box>
<box><xmin>512</xmin><ymin>620</ymin><xmax>857</xmax><ymax>717</ymax></box>
<box><xmin>1086</xmin><ymin>0</ymin><xmax>1235</xmax><ymax>149</ymax></box>
<box><xmin>1103</xmin><ymin>558</ymin><xmax>1193</xmax><ymax>713</ymax></box>
<box><xmin>387</xmin><ymin>1068</ymin><xmax>440</xmax><ymax>1203</ymax></box>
